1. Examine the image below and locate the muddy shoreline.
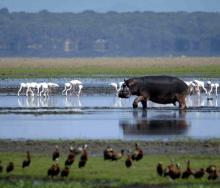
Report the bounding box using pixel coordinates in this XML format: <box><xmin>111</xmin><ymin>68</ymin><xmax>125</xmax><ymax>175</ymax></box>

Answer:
<box><xmin>0</xmin><ymin>139</ymin><xmax>220</xmax><ymax>156</ymax></box>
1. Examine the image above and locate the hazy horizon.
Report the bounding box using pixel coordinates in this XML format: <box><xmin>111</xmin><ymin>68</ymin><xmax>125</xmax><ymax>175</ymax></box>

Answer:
<box><xmin>0</xmin><ymin>0</ymin><xmax>220</xmax><ymax>13</ymax></box>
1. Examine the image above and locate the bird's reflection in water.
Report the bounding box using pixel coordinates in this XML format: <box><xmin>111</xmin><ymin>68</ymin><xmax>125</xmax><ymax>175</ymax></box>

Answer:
<box><xmin>120</xmin><ymin>110</ymin><xmax>189</xmax><ymax>136</ymax></box>
<box><xmin>18</xmin><ymin>96</ymin><xmax>37</xmax><ymax>107</ymax></box>
<box><xmin>17</xmin><ymin>96</ymin><xmax>57</xmax><ymax>107</ymax></box>
<box><xmin>111</xmin><ymin>97</ymin><xmax>127</xmax><ymax>108</ymax></box>
<box><xmin>64</xmin><ymin>96</ymin><xmax>82</xmax><ymax>107</ymax></box>
<box><xmin>18</xmin><ymin>96</ymin><xmax>82</xmax><ymax>107</ymax></box>
<box><xmin>206</xmin><ymin>97</ymin><xmax>218</xmax><ymax>107</ymax></box>
<box><xmin>187</xmin><ymin>94</ymin><xmax>218</xmax><ymax>107</ymax></box>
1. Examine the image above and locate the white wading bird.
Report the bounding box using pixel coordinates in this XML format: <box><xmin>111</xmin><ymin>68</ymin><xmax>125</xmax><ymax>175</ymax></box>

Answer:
<box><xmin>18</xmin><ymin>82</ymin><xmax>39</xmax><ymax>96</ymax></box>
<box><xmin>29</xmin><ymin>82</ymin><xmax>39</xmax><ymax>96</ymax></box>
<box><xmin>207</xmin><ymin>81</ymin><xmax>219</xmax><ymax>97</ymax></box>
<box><xmin>77</xmin><ymin>84</ymin><xmax>83</xmax><ymax>97</ymax></box>
<box><xmin>70</xmin><ymin>80</ymin><xmax>83</xmax><ymax>95</ymax></box>
<box><xmin>48</xmin><ymin>82</ymin><xmax>59</xmax><ymax>95</ymax></box>
<box><xmin>110</xmin><ymin>81</ymin><xmax>124</xmax><ymax>95</ymax></box>
<box><xmin>62</xmin><ymin>82</ymin><xmax>71</xmax><ymax>95</ymax></box>
<box><xmin>184</xmin><ymin>81</ymin><xmax>196</xmax><ymax>94</ymax></box>
<box><xmin>18</xmin><ymin>83</ymin><xmax>28</xmax><ymax>96</ymax></box>
<box><xmin>70</xmin><ymin>79</ymin><xmax>82</xmax><ymax>85</ymax></box>
<box><xmin>36</xmin><ymin>83</ymin><xmax>44</xmax><ymax>96</ymax></box>
<box><xmin>40</xmin><ymin>82</ymin><xmax>49</xmax><ymax>97</ymax></box>
<box><xmin>63</xmin><ymin>80</ymin><xmax>83</xmax><ymax>96</ymax></box>
<box><xmin>192</xmin><ymin>80</ymin><xmax>208</xmax><ymax>95</ymax></box>
<box><xmin>25</xmin><ymin>83</ymin><xmax>33</xmax><ymax>96</ymax></box>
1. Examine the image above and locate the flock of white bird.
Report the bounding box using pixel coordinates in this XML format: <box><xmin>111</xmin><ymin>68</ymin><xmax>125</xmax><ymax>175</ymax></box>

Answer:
<box><xmin>17</xmin><ymin>80</ymin><xmax>83</xmax><ymax>97</ymax></box>
<box><xmin>17</xmin><ymin>79</ymin><xmax>219</xmax><ymax>101</ymax></box>
<box><xmin>185</xmin><ymin>79</ymin><xmax>219</xmax><ymax>98</ymax></box>
<box><xmin>109</xmin><ymin>79</ymin><xmax>219</xmax><ymax>99</ymax></box>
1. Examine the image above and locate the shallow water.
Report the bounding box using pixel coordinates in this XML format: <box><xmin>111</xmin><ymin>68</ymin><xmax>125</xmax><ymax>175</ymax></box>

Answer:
<box><xmin>0</xmin><ymin>107</ymin><xmax>219</xmax><ymax>140</ymax></box>
<box><xmin>0</xmin><ymin>77</ymin><xmax>220</xmax><ymax>141</ymax></box>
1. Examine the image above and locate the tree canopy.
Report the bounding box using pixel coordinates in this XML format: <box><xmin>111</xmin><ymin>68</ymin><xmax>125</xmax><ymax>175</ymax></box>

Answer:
<box><xmin>0</xmin><ymin>8</ymin><xmax>220</xmax><ymax>57</ymax></box>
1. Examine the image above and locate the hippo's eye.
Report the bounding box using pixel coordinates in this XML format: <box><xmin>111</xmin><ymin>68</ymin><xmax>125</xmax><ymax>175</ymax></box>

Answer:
<box><xmin>122</xmin><ymin>83</ymin><xmax>127</xmax><ymax>88</ymax></box>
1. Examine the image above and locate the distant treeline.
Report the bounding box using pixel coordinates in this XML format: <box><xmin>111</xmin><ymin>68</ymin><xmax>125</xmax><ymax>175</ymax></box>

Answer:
<box><xmin>0</xmin><ymin>8</ymin><xmax>220</xmax><ymax>57</ymax></box>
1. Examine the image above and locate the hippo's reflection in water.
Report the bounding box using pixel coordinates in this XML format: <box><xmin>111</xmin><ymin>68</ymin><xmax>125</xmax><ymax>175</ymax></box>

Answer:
<box><xmin>120</xmin><ymin>110</ymin><xmax>189</xmax><ymax>136</ymax></box>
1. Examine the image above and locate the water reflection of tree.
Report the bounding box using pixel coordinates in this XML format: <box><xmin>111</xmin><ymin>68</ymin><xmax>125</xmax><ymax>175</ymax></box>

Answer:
<box><xmin>120</xmin><ymin>110</ymin><xmax>189</xmax><ymax>135</ymax></box>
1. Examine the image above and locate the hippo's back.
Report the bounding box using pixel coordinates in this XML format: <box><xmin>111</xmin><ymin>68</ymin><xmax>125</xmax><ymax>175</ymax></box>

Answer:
<box><xmin>137</xmin><ymin>76</ymin><xmax>188</xmax><ymax>96</ymax></box>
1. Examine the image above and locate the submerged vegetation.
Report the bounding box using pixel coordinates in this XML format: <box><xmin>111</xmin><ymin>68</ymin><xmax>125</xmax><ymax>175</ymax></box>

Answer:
<box><xmin>0</xmin><ymin>57</ymin><xmax>220</xmax><ymax>78</ymax></box>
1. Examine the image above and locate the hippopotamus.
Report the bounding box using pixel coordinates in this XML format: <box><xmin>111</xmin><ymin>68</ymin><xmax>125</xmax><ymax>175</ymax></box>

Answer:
<box><xmin>118</xmin><ymin>75</ymin><xmax>188</xmax><ymax>109</ymax></box>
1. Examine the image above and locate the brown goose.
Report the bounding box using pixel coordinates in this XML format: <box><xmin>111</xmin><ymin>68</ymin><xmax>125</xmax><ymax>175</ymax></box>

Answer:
<box><xmin>193</xmin><ymin>168</ymin><xmax>205</xmax><ymax>179</ymax></box>
<box><xmin>61</xmin><ymin>166</ymin><xmax>69</xmax><ymax>178</ymax></box>
<box><xmin>181</xmin><ymin>160</ymin><xmax>193</xmax><ymax>179</ymax></box>
<box><xmin>0</xmin><ymin>160</ymin><xmax>3</xmax><ymax>173</ymax></box>
<box><xmin>78</xmin><ymin>144</ymin><xmax>88</xmax><ymax>168</ymax></box>
<box><xmin>52</xmin><ymin>145</ymin><xmax>60</xmax><ymax>161</ymax></box>
<box><xmin>131</xmin><ymin>143</ymin><xmax>143</xmax><ymax>161</ymax></box>
<box><xmin>125</xmin><ymin>150</ymin><xmax>132</xmax><ymax>168</ymax></box>
<box><xmin>156</xmin><ymin>162</ymin><xmax>163</xmax><ymax>176</ymax></box>
<box><xmin>6</xmin><ymin>162</ymin><xmax>14</xmax><ymax>174</ymax></box>
<box><xmin>206</xmin><ymin>165</ymin><xmax>218</xmax><ymax>180</ymax></box>
<box><xmin>22</xmin><ymin>151</ymin><xmax>31</xmax><ymax>168</ymax></box>
<box><xmin>48</xmin><ymin>162</ymin><xmax>60</xmax><ymax>178</ymax></box>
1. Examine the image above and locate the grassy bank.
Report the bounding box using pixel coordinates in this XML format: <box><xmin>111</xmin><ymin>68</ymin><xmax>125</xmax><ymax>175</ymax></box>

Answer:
<box><xmin>0</xmin><ymin>152</ymin><xmax>220</xmax><ymax>188</ymax></box>
<box><xmin>0</xmin><ymin>57</ymin><xmax>220</xmax><ymax>78</ymax></box>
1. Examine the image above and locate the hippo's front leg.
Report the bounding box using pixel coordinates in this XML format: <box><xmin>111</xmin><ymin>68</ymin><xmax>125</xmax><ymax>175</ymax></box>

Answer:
<box><xmin>133</xmin><ymin>96</ymin><xmax>146</xmax><ymax>108</ymax></box>
<box><xmin>141</xmin><ymin>100</ymin><xmax>147</xmax><ymax>109</ymax></box>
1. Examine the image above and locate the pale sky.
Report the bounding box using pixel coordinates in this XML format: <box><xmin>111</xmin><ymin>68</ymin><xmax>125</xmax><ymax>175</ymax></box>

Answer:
<box><xmin>0</xmin><ymin>0</ymin><xmax>219</xmax><ymax>13</ymax></box>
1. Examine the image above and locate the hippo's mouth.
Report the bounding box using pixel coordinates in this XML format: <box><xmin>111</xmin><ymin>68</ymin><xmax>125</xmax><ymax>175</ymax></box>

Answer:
<box><xmin>118</xmin><ymin>89</ymin><xmax>131</xmax><ymax>98</ymax></box>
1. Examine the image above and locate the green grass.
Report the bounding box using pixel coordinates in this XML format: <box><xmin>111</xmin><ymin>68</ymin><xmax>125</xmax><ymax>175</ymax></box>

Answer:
<box><xmin>1</xmin><ymin>64</ymin><xmax>220</xmax><ymax>78</ymax></box>
<box><xmin>0</xmin><ymin>152</ymin><xmax>220</xmax><ymax>187</ymax></box>
<box><xmin>1</xmin><ymin>57</ymin><xmax>220</xmax><ymax>78</ymax></box>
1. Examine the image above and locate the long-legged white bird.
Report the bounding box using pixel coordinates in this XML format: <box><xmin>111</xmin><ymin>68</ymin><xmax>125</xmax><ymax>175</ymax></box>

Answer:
<box><xmin>207</xmin><ymin>81</ymin><xmax>219</xmax><ymax>97</ymax></box>
<box><xmin>110</xmin><ymin>81</ymin><xmax>124</xmax><ymax>95</ymax></box>
<box><xmin>48</xmin><ymin>82</ymin><xmax>59</xmax><ymax>95</ymax></box>
<box><xmin>25</xmin><ymin>83</ymin><xmax>34</xmax><ymax>96</ymax></box>
<box><xmin>77</xmin><ymin>84</ymin><xmax>83</xmax><ymax>97</ymax></box>
<box><xmin>214</xmin><ymin>83</ymin><xmax>219</xmax><ymax>97</ymax></box>
<box><xmin>70</xmin><ymin>80</ymin><xmax>82</xmax><ymax>95</ymax></box>
<box><xmin>62</xmin><ymin>82</ymin><xmax>71</xmax><ymax>95</ymax></box>
<box><xmin>29</xmin><ymin>82</ymin><xmax>39</xmax><ymax>96</ymax></box>
<box><xmin>62</xmin><ymin>82</ymin><xmax>72</xmax><ymax>96</ymax></box>
<box><xmin>184</xmin><ymin>81</ymin><xmax>196</xmax><ymax>94</ymax></box>
<box><xmin>193</xmin><ymin>80</ymin><xmax>208</xmax><ymax>95</ymax></box>
<box><xmin>36</xmin><ymin>83</ymin><xmax>43</xmax><ymax>96</ymax></box>
<box><xmin>18</xmin><ymin>83</ymin><xmax>28</xmax><ymax>96</ymax></box>
<box><xmin>70</xmin><ymin>80</ymin><xmax>82</xmax><ymax>85</ymax></box>
<box><xmin>40</xmin><ymin>82</ymin><xmax>49</xmax><ymax>97</ymax></box>
<box><xmin>207</xmin><ymin>81</ymin><xmax>214</xmax><ymax>97</ymax></box>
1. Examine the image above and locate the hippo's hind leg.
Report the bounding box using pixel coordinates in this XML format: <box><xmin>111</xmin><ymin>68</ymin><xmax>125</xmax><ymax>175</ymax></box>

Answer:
<box><xmin>133</xmin><ymin>96</ymin><xmax>147</xmax><ymax>109</ymax></box>
<box><xmin>133</xmin><ymin>97</ymin><xmax>139</xmax><ymax>108</ymax></box>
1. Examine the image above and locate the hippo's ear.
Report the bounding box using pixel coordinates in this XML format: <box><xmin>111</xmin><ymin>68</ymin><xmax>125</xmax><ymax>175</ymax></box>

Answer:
<box><xmin>124</xmin><ymin>78</ymin><xmax>128</xmax><ymax>86</ymax></box>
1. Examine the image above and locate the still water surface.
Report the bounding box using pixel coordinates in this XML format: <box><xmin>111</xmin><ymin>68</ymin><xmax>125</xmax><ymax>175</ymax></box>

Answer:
<box><xmin>0</xmin><ymin>95</ymin><xmax>219</xmax><ymax>141</ymax></box>
<box><xmin>0</xmin><ymin>77</ymin><xmax>220</xmax><ymax>141</ymax></box>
